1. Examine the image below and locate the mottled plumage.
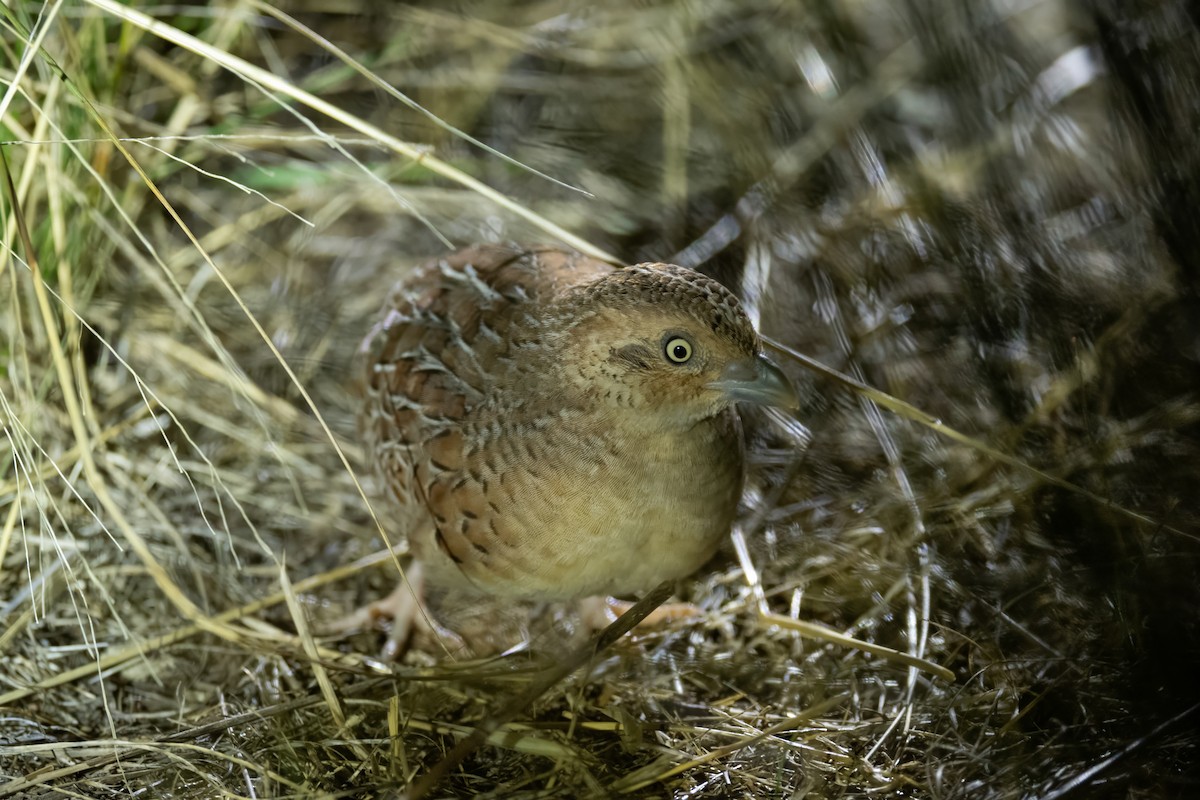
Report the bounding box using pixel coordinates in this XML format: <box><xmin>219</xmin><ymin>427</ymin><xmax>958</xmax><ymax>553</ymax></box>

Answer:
<box><xmin>359</xmin><ymin>244</ymin><xmax>795</xmax><ymax>612</ymax></box>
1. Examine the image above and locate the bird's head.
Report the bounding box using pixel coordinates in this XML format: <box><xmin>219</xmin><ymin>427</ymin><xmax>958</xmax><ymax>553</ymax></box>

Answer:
<box><xmin>555</xmin><ymin>262</ymin><xmax>798</xmax><ymax>423</ymax></box>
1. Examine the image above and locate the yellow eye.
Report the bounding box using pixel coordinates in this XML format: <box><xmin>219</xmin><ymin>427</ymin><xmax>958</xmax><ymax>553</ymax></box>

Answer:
<box><xmin>664</xmin><ymin>337</ymin><xmax>693</xmax><ymax>364</ymax></box>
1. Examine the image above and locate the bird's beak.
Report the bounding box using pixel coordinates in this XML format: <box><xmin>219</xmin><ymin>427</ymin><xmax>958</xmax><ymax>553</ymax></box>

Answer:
<box><xmin>707</xmin><ymin>354</ymin><xmax>799</xmax><ymax>410</ymax></box>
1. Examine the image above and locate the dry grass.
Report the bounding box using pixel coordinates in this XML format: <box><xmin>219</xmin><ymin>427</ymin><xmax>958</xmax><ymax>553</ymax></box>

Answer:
<box><xmin>2</xmin><ymin>0</ymin><xmax>1198</xmax><ymax>797</ymax></box>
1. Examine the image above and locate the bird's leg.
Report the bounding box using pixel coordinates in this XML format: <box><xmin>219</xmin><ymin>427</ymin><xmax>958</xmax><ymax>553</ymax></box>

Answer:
<box><xmin>577</xmin><ymin>595</ymin><xmax>704</xmax><ymax>631</ymax></box>
<box><xmin>322</xmin><ymin>561</ymin><xmax>463</xmax><ymax>660</ymax></box>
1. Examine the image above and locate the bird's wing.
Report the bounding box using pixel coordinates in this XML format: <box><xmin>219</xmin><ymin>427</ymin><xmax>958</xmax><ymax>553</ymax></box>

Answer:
<box><xmin>359</xmin><ymin>245</ymin><xmax>613</xmax><ymax>558</ymax></box>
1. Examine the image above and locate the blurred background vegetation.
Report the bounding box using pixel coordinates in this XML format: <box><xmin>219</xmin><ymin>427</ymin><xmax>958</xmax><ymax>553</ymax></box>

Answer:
<box><xmin>1</xmin><ymin>0</ymin><xmax>1198</xmax><ymax>797</ymax></box>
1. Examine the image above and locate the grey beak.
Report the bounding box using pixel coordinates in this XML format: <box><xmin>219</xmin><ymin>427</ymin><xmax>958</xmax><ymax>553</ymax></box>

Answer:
<box><xmin>708</xmin><ymin>354</ymin><xmax>799</xmax><ymax>410</ymax></box>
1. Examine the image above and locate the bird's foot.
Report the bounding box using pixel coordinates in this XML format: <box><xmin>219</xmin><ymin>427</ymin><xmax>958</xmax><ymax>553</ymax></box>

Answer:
<box><xmin>578</xmin><ymin>595</ymin><xmax>703</xmax><ymax>631</ymax></box>
<box><xmin>321</xmin><ymin>561</ymin><xmax>463</xmax><ymax>660</ymax></box>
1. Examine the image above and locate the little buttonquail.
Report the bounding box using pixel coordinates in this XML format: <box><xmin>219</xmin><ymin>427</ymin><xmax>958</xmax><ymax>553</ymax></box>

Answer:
<box><xmin>357</xmin><ymin>244</ymin><xmax>797</xmax><ymax>652</ymax></box>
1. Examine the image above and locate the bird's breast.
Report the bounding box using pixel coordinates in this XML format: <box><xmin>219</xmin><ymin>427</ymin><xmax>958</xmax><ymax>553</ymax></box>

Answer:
<box><xmin>440</xmin><ymin>407</ymin><xmax>745</xmax><ymax>599</ymax></box>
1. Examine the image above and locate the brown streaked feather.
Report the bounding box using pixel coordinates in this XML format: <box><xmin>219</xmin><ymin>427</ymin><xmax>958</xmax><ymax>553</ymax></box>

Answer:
<box><xmin>360</xmin><ymin>245</ymin><xmax>616</xmax><ymax>570</ymax></box>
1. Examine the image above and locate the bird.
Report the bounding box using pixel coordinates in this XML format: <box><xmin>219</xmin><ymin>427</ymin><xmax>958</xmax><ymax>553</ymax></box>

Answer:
<box><xmin>353</xmin><ymin>244</ymin><xmax>797</xmax><ymax>655</ymax></box>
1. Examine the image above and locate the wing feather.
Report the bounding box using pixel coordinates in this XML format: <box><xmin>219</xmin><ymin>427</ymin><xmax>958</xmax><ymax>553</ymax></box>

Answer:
<box><xmin>360</xmin><ymin>245</ymin><xmax>615</xmax><ymax>582</ymax></box>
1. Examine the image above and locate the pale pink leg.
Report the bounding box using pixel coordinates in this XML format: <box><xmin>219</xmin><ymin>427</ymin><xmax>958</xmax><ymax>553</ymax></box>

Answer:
<box><xmin>323</xmin><ymin>561</ymin><xmax>457</xmax><ymax>659</ymax></box>
<box><xmin>578</xmin><ymin>595</ymin><xmax>703</xmax><ymax>631</ymax></box>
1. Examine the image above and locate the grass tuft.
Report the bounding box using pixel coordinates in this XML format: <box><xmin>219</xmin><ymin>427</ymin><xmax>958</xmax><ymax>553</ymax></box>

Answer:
<box><xmin>2</xmin><ymin>1</ymin><xmax>1198</xmax><ymax>797</ymax></box>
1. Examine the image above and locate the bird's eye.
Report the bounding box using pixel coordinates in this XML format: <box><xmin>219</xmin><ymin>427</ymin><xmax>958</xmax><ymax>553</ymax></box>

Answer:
<box><xmin>664</xmin><ymin>337</ymin><xmax>693</xmax><ymax>364</ymax></box>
